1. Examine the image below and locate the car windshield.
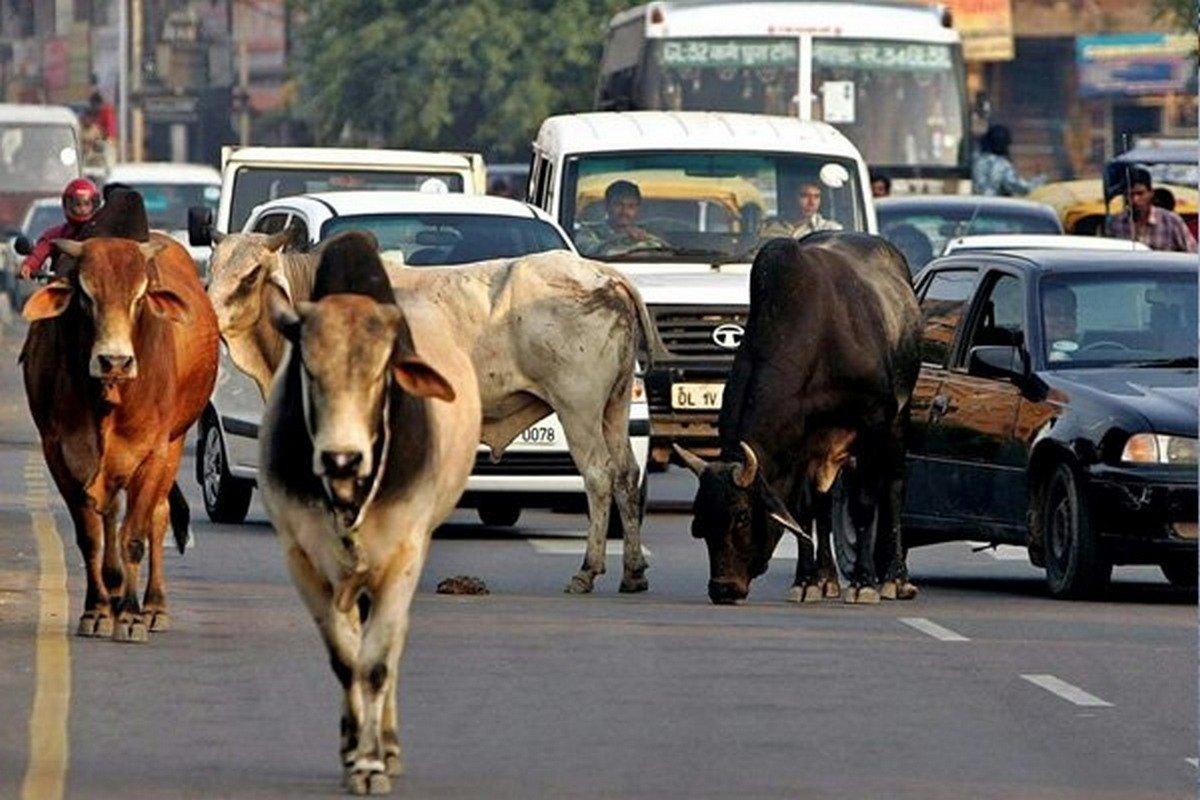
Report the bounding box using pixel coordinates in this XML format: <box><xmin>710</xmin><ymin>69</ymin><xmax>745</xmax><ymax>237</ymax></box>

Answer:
<box><xmin>0</xmin><ymin>124</ymin><xmax>78</xmax><ymax>193</ymax></box>
<box><xmin>320</xmin><ymin>213</ymin><xmax>569</xmax><ymax>266</ymax></box>
<box><xmin>1041</xmin><ymin>271</ymin><xmax>1198</xmax><ymax>368</ymax></box>
<box><xmin>880</xmin><ymin>203</ymin><xmax>1062</xmax><ymax>273</ymax></box>
<box><xmin>125</xmin><ymin>182</ymin><xmax>220</xmax><ymax>230</ymax></box>
<box><xmin>24</xmin><ymin>203</ymin><xmax>64</xmax><ymax>237</ymax></box>
<box><xmin>561</xmin><ymin>152</ymin><xmax>864</xmax><ymax>264</ymax></box>
<box><xmin>230</xmin><ymin>168</ymin><xmax>466</xmax><ymax>232</ymax></box>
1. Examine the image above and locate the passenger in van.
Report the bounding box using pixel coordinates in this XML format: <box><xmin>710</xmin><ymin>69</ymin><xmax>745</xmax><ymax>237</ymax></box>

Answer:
<box><xmin>579</xmin><ymin>179</ymin><xmax>669</xmax><ymax>256</ymax></box>
<box><xmin>761</xmin><ymin>181</ymin><xmax>844</xmax><ymax>239</ymax></box>
<box><xmin>19</xmin><ymin>178</ymin><xmax>101</xmax><ymax>279</ymax></box>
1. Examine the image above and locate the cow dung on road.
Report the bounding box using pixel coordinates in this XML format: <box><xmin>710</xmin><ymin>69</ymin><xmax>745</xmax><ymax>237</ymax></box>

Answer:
<box><xmin>436</xmin><ymin>575</ymin><xmax>489</xmax><ymax>595</ymax></box>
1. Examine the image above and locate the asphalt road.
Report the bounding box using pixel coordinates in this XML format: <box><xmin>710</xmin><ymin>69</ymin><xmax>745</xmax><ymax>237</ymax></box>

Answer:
<box><xmin>0</xmin><ymin>317</ymin><xmax>1195</xmax><ymax>800</ymax></box>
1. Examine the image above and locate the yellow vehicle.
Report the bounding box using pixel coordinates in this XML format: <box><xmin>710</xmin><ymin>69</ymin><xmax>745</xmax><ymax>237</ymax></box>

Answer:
<box><xmin>575</xmin><ymin>170</ymin><xmax>768</xmax><ymax>234</ymax></box>
<box><xmin>1030</xmin><ymin>179</ymin><xmax>1198</xmax><ymax>238</ymax></box>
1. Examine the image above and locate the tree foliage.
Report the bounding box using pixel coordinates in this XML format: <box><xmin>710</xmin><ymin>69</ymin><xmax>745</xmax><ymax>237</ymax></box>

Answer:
<box><xmin>292</xmin><ymin>0</ymin><xmax>628</xmax><ymax>161</ymax></box>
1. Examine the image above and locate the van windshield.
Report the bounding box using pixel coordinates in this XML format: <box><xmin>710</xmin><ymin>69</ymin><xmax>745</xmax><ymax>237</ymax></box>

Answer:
<box><xmin>0</xmin><ymin>124</ymin><xmax>79</xmax><ymax>193</ymax></box>
<box><xmin>229</xmin><ymin>167</ymin><xmax>466</xmax><ymax>232</ymax></box>
<box><xmin>561</xmin><ymin>151</ymin><xmax>864</xmax><ymax>263</ymax></box>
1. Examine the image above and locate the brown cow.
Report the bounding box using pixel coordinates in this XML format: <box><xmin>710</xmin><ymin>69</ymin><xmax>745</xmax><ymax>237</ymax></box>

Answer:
<box><xmin>21</xmin><ymin>234</ymin><xmax>219</xmax><ymax>641</ymax></box>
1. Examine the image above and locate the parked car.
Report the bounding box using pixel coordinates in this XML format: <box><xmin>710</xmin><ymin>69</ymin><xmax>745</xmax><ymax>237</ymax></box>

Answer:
<box><xmin>198</xmin><ymin>191</ymin><xmax>650</xmax><ymax>531</ymax></box>
<box><xmin>876</xmin><ymin>194</ymin><xmax>1063</xmax><ymax>274</ymax></box>
<box><xmin>905</xmin><ymin>247</ymin><xmax>1197</xmax><ymax>597</ymax></box>
<box><xmin>103</xmin><ymin>162</ymin><xmax>221</xmax><ymax>278</ymax></box>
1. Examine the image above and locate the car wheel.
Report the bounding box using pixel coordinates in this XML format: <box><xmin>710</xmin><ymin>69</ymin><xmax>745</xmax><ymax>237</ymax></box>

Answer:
<box><xmin>1159</xmin><ymin>555</ymin><xmax>1198</xmax><ymax>588</ymax></box>
<box><xmin>478</xmin><ymin>501</ymin><xmax>521</xmax><ymax>528</ymax></box>
<box><xmin>607</xmin><ymin>477</ymin><xmax>648</xmax><ymax>540</ymax></box>
<box><xmin>1041</xmin><ymin>462</ymin><xmax>1111</xmax><ymax>598</ymax></box>
<box><xmin>199</xmin><ymin>415</ymin><xmax>253</xmax><ymax>524</ymax></box>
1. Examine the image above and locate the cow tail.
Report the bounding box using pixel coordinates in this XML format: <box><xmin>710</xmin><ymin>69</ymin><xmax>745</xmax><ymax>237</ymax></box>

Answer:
<box><xmin>606</xmin><ymin>267</ymin><xmax>669</xmax><ymax>370</ymax></box>
<box><xmin>168</xmin><ymin>482</ymin><xmax>193</xmax><ymax>554</ymax></box>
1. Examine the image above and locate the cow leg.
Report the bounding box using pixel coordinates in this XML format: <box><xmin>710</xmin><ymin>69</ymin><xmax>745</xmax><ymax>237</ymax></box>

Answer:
<box><xmin>877</xmin><ymin>415</ymin><xmax>917</xmax><ymax>601</ymax></box>
<box><xmin>815</xmin><ymin>493</ymin><xmax>842</xmax><ymax>599</ymax></box>
<box><xmin>113</xmin><ymin>452</ymin><xmax>175</xmax><ymax>642</ymax></box>
<box><xmin>141</xmin><ymin>440</ymin><xmax>186</xmax><ymax>632</ymax></box>
<box><xmin>42</xmin><ymin>445</ymin><xmax>113</xmax><ymax>636</ymax></box>
<box><xmin>838</xmin><ymin>462</ymin><xmax>882</xmax><ymax>605</ymax></box>
<box><xmin>349</xmin><ymin>543</ymin><xmax>427</xmax><ymax>795</ymax></box>
<box><xmin>559</xmin><ymin>411</ymin><xmax>614</xmax><ymax>594</ymax></box>
<box><xmin>602</xmin><ymin>381</ymin><xmax>649</xmax><ymax>593</ymax></box>
<box><xmin>788</xmin><ymin>484</ymin><xmax>839</xmax><ymax>603</ymax></box>
<box><xmin>281</xmin><ymin>540</ymin><xmax>366</xmax><ymax>783</ymax></box>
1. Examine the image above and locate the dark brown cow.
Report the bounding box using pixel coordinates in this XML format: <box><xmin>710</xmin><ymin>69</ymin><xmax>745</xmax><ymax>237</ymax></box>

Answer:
<box><xmin>21</xmin><ymin>234</ymin><xmax>219</xmax><ymax>641</ymax></box>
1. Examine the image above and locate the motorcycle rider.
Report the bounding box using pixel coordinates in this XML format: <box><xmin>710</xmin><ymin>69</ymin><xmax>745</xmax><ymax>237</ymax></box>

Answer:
<box><xmin>19</xmin><ymin>177</ymin><xmax>102</xmax><ymax>279</ymax></box>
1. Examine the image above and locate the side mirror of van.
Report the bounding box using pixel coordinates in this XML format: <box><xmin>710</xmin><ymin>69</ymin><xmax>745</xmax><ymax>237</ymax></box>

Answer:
<box><xmin>12</xmin><ymin>234</ymin><xmax>31</xmax><ymax>256</ymax></box>
<box><xmin>188</xmin><ymin>206</ymin><xmax>214</xmax><ymax>247</ymax></box>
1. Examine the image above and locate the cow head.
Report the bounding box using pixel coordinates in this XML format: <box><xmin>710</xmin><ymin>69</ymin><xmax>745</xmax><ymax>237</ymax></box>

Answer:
<box><xmin>676</xmin><ymin>442</ymin><xmax>808</xmax><ymax>605</ymax></box>
<box><xmin>24</xmin><ymin>238</ymin><xmax>189</xmax><ymax>382</ymax></box>
<box><xmin>206</xmin><ymin>228</ymin><xmax>298</xmax><ymax>338</ymax></box>
<box><xmin>272</xmin><ymin>294</ymin><xmax>455</xmax><ymax>529</ymax></box>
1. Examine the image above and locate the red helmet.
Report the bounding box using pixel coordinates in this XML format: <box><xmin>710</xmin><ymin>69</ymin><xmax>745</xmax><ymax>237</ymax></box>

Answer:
<box><xmin>62</xmin><ymin>177</ymin><xmax>100</xmax><ymax>223</ymax></box>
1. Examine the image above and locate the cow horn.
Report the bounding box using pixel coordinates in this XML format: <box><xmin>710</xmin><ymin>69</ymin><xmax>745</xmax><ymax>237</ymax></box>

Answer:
<box><xmin>731</xmin><ymin>441</ymin><xmax>759</xmax><ymax>488</ymax></box>
<box><xmin>264</xmin><ymin>225</ymin><xmax>300</xmax><ymax>252</ymax></box>
<box><xmin>672</xmin><ymin>444</ymin><xmax>708</xmax><ymax>476</ymax></box>
<box><xmin>210</xmin><ymin>229</ymin><xmax>226</xmax><ymax>245</ymax></box>
<box><xmin>51</xmin><ymin>238</ymin><xmax>83</xmax><ymax>257</ymax></box>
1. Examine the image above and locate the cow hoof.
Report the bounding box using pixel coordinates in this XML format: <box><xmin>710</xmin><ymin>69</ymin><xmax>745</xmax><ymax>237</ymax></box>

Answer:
<box><xmin>787</xmin><ymin>584</ymin><xmax>824</xmax><ymax>604</ymax></box>
<box><xmin>842</xmin><ymin>585</ymin><xmax>881</xmax><ymax>605</ymax></box>
<box><xmin>384</xmin><ymin>752</ymin><xmax>404</xmax><ymax>777</ymax></box>
<box><xmin>77</xmin><ymin>612</ymin><xmax>111</xmax><ymax>637</ymax></box>
<box><xmin>619</xmin><ymin>575</ymin><xmax>649</xmax><ymax>593</ymax></box>
<box><xmin>823</xmin><ymin>581</ymin><xmax>842</xmax><ymax>599</ymax></box>
<box><xmin>114</xmin><ymin>617</ymin><xmax>149</xmax><ymax>643</ymax></box>
<box><xmin>564</xmin><ymin>574</ymin><xmax>595</xmax><ymax>594</ymax></box>
<box><xmin>147</xmin><ymin>611</ymin><xmax>170</xmax><ymax>632</ymax></box>
<box><xmin>346</xmin><ymin>769</ymin><xmax>391</xmax><ymax>796</ymax></box>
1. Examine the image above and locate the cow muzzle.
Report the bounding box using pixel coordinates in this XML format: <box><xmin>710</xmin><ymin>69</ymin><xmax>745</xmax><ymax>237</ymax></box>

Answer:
<box><xmin>707</xmin><ymin>578</ymin><xmax>748</xmax><ymax>605</ymax></box>
<box><xmin>91</xmin><ymin>352</ymin><xmax>137</xmax><ymax>380</ymax></box>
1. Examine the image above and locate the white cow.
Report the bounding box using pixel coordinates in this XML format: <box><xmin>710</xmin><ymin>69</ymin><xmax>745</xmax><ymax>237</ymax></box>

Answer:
<box><xmin>259</xmin><ymin>232</ymin><xmax>481</xmax><ymax>794</ymax></box>
<box><xmin>208</xmin><ymin>229</ymin><xmax>666</xmax><ymax>593</ymax></box>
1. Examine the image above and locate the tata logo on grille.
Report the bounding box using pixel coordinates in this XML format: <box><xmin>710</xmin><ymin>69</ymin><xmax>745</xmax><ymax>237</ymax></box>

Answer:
<box><xmin>712</xmin><ymin>323</ymin><xmax>744</xmax><ymax>350</ymax></box>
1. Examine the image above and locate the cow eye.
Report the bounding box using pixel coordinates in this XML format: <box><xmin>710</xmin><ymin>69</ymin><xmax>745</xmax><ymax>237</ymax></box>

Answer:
<box><xmin>236</xmin><ymin>264</ymin><xmax>263</xmax><ymax>293</ymax></box>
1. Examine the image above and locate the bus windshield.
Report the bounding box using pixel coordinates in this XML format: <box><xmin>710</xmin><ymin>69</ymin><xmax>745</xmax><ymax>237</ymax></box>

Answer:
<box><xmin>638</xmin><ymin>36</ymin><xmax>967</xmax><ymax>174</ymax></box>
<box><xmin>560</xmin><ymin>151</ymin><xmax>865</xmax><ymax>263</ymax></box>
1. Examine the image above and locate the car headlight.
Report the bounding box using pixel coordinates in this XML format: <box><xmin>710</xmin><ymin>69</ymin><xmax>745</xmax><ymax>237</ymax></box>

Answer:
<box><xmin>1121</xmin><ymin>433</ymin><xmax>1197</xmax><ymax>465</ymax></box>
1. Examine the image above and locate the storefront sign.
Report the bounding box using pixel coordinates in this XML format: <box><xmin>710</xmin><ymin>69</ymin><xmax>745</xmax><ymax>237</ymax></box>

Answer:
<box><xmin>944</xmin><ymin>0</ymin><xmax>1014</xmax><ymax>62</ymax></box>
<box><xmin>1076</xmin><ymin>33</ymin><xmax>1195</xmax><ymax>97</ymax></box>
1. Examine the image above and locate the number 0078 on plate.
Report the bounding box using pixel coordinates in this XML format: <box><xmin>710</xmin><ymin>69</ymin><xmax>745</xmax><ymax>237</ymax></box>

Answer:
<box><xmin>671</xmin><ymin>382</ymin><xmax>725</xmax><ymax>410</ymax></box>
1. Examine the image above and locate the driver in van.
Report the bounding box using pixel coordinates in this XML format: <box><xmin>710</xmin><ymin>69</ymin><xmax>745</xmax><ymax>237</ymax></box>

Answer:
<box><xmin>19</xmin><ymin>177</ymin><xmax>101</xmax><ymax>279</ymax></box>
<box><xmin>578</xmin><ymin>179</ymin><xmax>668</xmax><ymax>256</ymax></box>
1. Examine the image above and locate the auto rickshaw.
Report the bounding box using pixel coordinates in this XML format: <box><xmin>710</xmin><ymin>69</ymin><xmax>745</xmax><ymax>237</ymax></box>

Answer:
<box><xmin>575</xmin><ymin>170</ymin><xmax>768</xmax><ymax>234</ymax></box>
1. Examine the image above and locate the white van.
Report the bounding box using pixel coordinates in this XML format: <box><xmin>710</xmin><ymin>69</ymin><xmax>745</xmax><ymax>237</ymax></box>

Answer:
<box><xmin>189</xmin><ymin>145</ymin><xmax>487</xmax><ymax>244</ymax></box>
<box><xmin>0</xmin><ymin>103</ymin><xmax>82</xmax><ymax>234</ymax></box>
<box><xmin>528</xmin><ymin>110</ymin><xmax>872</xmax><ymax>468</ymax></box>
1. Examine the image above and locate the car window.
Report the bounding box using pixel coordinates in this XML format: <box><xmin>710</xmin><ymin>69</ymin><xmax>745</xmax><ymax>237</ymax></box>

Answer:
<box><xmin>959</xmin><ymin>272</ymin><xmax>1025</xmax><ymax>365</ymax></box>
<box><xmin>917</xmin><ymin>268</ymin><xmax>978</xmax><ymax>366</ymax></box>
<box><xmin>253</xmin><ymin>212</ymin><xmax>291</xmax><ymax>234</ymax></box>
<box><xmin>25</xmin><ymin>204</ymin><xmax>63</xmax><ymax>237</ymax></box>
<box><xmin>120</xmin><ymin>182</ymin><xmax>220</xmax><ymax>230</ymax></box>
<box><xmin>320</xmin><ymin>213</ymin><xmax>569</xmax><ymax>265</ymax></box>
<box><xmin>879</xmin><ymin>206</ymin><xmax>1061</xmax><ymax>261</ymax></box>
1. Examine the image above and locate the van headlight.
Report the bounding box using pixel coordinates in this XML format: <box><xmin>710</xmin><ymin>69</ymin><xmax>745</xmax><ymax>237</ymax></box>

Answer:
<box><xmin>1121</xmin><ymin>434</ymin><xmax>1197</xmax><ymax>465</ymax></box>
<box><xmin>631</xmin><ymin>374</ymin><xmax>646</xmax><ymax>403</ymax></box>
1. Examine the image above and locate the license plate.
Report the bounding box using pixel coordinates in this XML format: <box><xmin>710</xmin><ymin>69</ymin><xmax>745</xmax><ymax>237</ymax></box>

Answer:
<box><xmin>672</xmin><ymin>382</ymin><xmax>725</xmax><ymax>411</ymax></box>
<box><xmin>517</xmin><ymin>424</ymin><xmax>560</xmax><ymax>447</ymax></box>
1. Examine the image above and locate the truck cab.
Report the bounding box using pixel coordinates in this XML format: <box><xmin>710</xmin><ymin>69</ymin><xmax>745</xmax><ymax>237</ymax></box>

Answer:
<box><xmin>528</xmin><ymin>110</ymin><xmax>873</xmax><ymax>468</ymax></box>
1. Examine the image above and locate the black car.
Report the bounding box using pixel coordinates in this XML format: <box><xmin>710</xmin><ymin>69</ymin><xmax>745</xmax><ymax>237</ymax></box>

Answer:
<box><xmin>904</xmin><ymin>248</ymin><xmax>1197</xmax><ymax>597</ymax></box>
<box><xmin>876</xmin><ymin>194</ymin><xmax>1063</xmax><ymax>275</ymax></box>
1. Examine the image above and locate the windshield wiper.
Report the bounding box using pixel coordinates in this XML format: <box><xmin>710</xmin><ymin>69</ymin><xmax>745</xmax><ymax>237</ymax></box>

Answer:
<box><xmin>1128</xmin><ymin>356</ymin><xmax>1199</xmax><ymax>368</ymax></box>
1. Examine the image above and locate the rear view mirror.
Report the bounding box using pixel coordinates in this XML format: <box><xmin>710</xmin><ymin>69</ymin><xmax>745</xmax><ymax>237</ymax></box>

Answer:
<box><xmin>188</xmin><ymin>206</ymin><xmax>213</xmax><ymax>247</ymax></box>
<box><xmin>13</xmin><ymin>234</ymin><xmax>31</xmax><ymax>256</ymax></box>
<box><xmin>968</xmin><ymin>345</ymin><xmax>1027</xmax><ymax>382</ymax></box>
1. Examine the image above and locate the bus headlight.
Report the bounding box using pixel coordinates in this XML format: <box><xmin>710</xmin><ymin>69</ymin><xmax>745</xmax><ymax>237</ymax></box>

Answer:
<box><xmin>1121</xmin><ymin>434</ymin><xmax>1197</xmax><ymax>465</ymax></box>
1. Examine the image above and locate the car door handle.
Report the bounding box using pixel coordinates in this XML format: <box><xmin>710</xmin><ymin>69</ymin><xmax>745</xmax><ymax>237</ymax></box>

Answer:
<box><xmin>930</xmin><ymin>394</ymin><xmax>955</xmax><ymax>419</ymax></box>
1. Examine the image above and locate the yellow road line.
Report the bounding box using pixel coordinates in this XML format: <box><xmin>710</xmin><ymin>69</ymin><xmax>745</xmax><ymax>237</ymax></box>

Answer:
<box><xmin>20</xmin><ymin>454</ymin><xmax>70</xmax><ymax>800</ymax></box>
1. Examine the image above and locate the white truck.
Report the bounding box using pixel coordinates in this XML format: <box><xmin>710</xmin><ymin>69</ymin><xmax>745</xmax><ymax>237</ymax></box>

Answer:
<box><xmin>528</xmin><ymin>110</ymin><xmax>874</xmax><ymax>469</ymax></box>
<box><xmin>187</xmin><ymin>145</ymin><xmax>487</xmax><ymax>246</ymax></box>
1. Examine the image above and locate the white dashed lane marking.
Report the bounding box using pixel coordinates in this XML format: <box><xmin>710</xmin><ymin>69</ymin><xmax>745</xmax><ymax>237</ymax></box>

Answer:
<box><xmin>1021</xmin><ymin>674</ymin><xmax>1113</xmax><ymax>707</ymax></box>
<box><xmin>528</xmin><ymin>539</ymin><xmax>652</xmax><ymax>558</ymax></box>
<box><xmin>899</xmin><ymin>617</ymin><xmax>970</xmax><ymax>642</ymax></box>
<box><xmin>1187</xmin><ymin>758</ymin><xmax>1198</xmax><ymax>768</ymax></box>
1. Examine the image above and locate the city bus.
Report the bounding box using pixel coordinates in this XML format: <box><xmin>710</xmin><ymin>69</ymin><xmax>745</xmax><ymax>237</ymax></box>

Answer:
<box><xmin>595</xmin><ymin>1</ymin><xmax>970</xmax><ymax>192</ymax></box>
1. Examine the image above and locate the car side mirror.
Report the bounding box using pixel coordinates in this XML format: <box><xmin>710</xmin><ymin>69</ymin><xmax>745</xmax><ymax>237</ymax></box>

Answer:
<box><xmin>13</xmin><ymin>234</ymin><xmax>31</xmax><ymax>256</ymax></box>
<box><xmin>968</xmin><ymin>344</ymin><xmax>1027</xmax><ymax>383</ymax></box>
<box><xmin>188</xmin><ymin>205</ymin><xmax>214</xmax><ymax>247</ymax></box>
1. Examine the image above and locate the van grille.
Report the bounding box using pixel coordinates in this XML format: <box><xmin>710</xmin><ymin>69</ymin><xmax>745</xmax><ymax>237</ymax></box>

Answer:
<box><xmin>651</xmin><ymin>306</ymin><xmax>748</xmax><ymax>360</ymax></box>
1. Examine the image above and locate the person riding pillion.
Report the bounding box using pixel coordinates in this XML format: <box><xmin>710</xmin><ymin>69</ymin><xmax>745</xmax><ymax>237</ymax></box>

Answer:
<box><xmin>19</xmin><ymin>178</ymin><xmax>102</xmax><ymax>279</ymax></box>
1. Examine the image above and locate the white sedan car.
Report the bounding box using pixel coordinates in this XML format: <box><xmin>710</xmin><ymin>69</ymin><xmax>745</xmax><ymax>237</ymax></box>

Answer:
<box><xmin>198</xmin><ymin>191</ymin><xmax>650</xmax><ymax>531</ymax></box>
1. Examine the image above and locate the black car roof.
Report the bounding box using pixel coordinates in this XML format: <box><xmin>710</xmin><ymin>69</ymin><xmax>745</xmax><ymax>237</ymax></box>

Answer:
<box><xmin>924</xmin><ymin>249</ymin><xmax>1197</xmax><ymax>276</ymax></box>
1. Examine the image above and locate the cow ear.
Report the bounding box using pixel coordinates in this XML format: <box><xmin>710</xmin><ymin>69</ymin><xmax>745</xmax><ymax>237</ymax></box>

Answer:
<box><xmin>137</xmin><ymin>241</ymin><xmax>167</xmax><ymax>262</ymax></box>
<box><xmin>271</xmin><ymin>300</ymin><xmax>306</xmax><ymax>342</ymax></box>
<box><xmin>146</xmin><ymin>287</ymin><xmax>190</xmax><ymax>322</ymax></box>
<box><xmin>23</xmin><ymin>281</ymin><xmax>74</xmax><ymax>321</ymax></box>
<box><xmin>392</xmin><ymin>357</ymin><xmax>456</xmax><ymax>402</ymax></box>
<box><xmin>673</xmin><ymin>444</ymin><xmax>709</xmax><ymax>476</ymax></box>
<box><xmin>758</xmin><ymin>486</ymin><xmax>815</xmax><ymax>548</ymax></box>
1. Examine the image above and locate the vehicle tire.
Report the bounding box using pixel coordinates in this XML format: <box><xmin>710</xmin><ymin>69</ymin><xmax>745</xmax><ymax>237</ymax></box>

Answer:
<box><xmin>607</xmin><ymin>477</ymin><xmax>648</xmax><ymax>540</ymax></box>
<box><xmin>199</xmin><ymin>415</ymin><xmax>253</xmax><ymax>524</ymax></box>
<box><xmin>478</xmin><ymin>501</ymin><xmax>521</xmax><ymax>528</ymax></box>
<box><xmin>1040</xmin><ymin>462</ymin><xmax>1111</xmax><ymax>598</ymax></box>
<box><xmin>1159</xmin><ymin>555</ymin><xmax>1198</xmax><ymax>588</ymax></box>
